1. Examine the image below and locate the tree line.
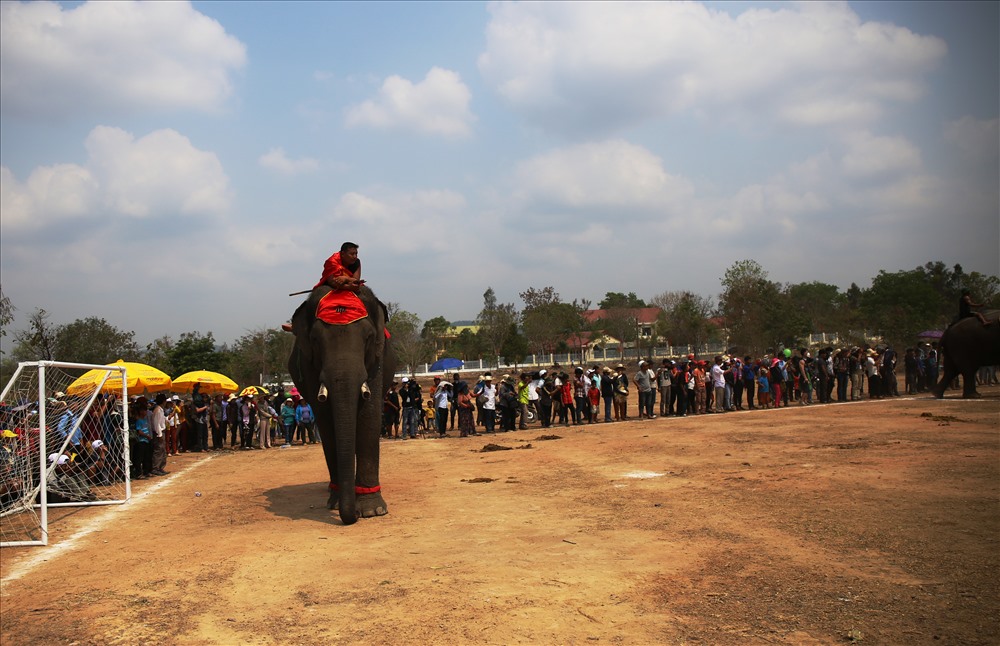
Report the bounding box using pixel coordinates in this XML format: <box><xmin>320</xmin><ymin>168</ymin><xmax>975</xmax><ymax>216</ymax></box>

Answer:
<box><xmin>388</xmin><ymin>260</ymin><xmax>998</xmax><ymax>370</ymax></box>
<box><xmin>1</xmin><ymin>260</ymin><xmax>996</xmax><ymax>381</ymax></box>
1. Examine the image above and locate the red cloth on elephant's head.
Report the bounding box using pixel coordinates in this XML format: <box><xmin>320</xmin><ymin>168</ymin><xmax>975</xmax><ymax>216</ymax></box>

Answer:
<box><xmin>315</xmin><ymin>290</ymin><xmax>368</xmax><ymax>326</ymax></box>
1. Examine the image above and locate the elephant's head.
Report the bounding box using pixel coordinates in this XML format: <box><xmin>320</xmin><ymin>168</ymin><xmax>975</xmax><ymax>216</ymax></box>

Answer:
<box><xmin>287</xmin><ymin>285</ymin><xmax>392</xmax><ymax>524</ymax></box>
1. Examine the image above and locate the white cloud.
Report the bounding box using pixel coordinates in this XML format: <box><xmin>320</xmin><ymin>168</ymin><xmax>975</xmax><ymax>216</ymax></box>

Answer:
<box><xmin>512</xmin><ymin>139</ymin><xmax>693</xmax><ymax>212</ymax></box>
<box><xmin>1</xmin><ymin>126</ymin><xmax>230</xmax><ymax>231</ymax></box>
<box><xmin>0</xmin><ymin>164</ymin><xmax>99</xmax><ymax>229</ymax></box>
<box><xmin>345</xmin><ymin>67</ymin><xmax>475</xmax><ymax>137</ymax></box>
<box><xmin>330</xmin><ymin>189</ymin><xmax>468</xmax><ymax>253</ymax></box>
<box><xmin>840</xmin><ymin>131</ymin><xmax>923</xmax><ymax>178</ymax></box>
<box><xmin>0</xmin><ymin>0</ymin><xmax>246</xmax><ymax>119</ymax></box>
<box><xmin>258</xmin><ymin>148</ymin><xmax>320</xmax><ymax>175</ymax></box>
<box><xmin>478</xmin><ymin>1</ymin><xmax>946</xmax><ymax>134</ymax></box>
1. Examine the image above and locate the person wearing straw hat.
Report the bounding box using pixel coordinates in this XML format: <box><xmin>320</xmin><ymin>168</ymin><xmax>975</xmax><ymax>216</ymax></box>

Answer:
<box><xmin>478</xmin><ymin>374</ymin><xmax>497</xmax><ymax>434</ymax></box>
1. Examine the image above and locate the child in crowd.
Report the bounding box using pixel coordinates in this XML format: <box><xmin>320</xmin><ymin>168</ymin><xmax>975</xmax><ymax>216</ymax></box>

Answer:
<box><xmin>758</xmin><ymin>367</ymin><xmax>771</xmax><ymax>409</ymax></box>
<box><xmin>424</xmin><ymin>397</ymin><xmax>437</xmax><ymax>435</ymax></box>
<box><xmin>587</xmin><ymin>379</ymin><xmax>601</xmax><ymax>424</ymax></box>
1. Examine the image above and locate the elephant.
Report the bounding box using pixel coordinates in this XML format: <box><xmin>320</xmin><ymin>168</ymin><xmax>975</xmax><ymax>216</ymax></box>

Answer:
<box><xmin>933</xmin><ymin>310</ymin><xmax>999</xmax><ymax>399</ymax></box>
<box><xmin>287</xmin><ymin>284</ymin><xmax>395</xmax><ymax>524</ymax></box>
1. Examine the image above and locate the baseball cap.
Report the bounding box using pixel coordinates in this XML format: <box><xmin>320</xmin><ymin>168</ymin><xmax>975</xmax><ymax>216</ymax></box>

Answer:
<box><xmin>1</xmin><ymin>429</ymin><xmax>16</xmax><ymax>438</ymax></box>
<box><xmin>91</xmin><ymin>439</ymin><xmax>104</xmax><ymax>450</ymax></box>
<box><xmin>402</xmin><ymin>377</ymin><xmax>409</xmax><ymax>383</ymax></box>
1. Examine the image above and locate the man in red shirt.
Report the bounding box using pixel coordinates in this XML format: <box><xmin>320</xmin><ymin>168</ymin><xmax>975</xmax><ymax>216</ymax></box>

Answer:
<box><xmin>283</xmin><ymin>242</ymin><xmax>363</xmax><ymax>331</ymax></box>
<box><xmin>316</xmin><ymin>242</ymin><xmax>363</xmax><ymax>292</ymax></box>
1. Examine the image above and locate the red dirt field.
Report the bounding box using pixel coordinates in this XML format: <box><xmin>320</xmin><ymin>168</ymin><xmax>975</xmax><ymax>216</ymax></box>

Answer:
<box><xmin>1</xmin><ymin>387</ymin><xmax>998</xmax><ymax>645</ymax></box>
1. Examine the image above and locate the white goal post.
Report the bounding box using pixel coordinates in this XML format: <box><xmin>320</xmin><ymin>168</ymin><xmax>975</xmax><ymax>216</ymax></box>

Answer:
<box><xmin>1</xmin><ymin>360</ymin><xmax>131</xmax><ymax>547</ymax></box>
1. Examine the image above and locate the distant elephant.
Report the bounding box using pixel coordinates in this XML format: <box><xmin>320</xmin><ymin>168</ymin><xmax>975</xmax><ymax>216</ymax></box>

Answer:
<box><xmin>287</xmin><ymin>284</ymin><xmax>395</xmax><ymax>524</ymax></box>
<box><xmin>933</xmin><ymin>310</ymin><xmax>1000</xmax><ymax>399</ymax></box>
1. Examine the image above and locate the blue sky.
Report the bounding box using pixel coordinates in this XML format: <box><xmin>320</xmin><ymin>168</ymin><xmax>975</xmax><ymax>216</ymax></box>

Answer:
<box><xmin>1</xmin><ymin>1</ymin><xmax>997</xmax><ymax>350</ymax></box>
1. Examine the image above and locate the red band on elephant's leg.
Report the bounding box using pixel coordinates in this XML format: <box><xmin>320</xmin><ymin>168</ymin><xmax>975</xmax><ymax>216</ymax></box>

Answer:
<box><xmin>329</xmin><ymin>482</ymin><xmax>381</xmax><ymax>495</ymax></box>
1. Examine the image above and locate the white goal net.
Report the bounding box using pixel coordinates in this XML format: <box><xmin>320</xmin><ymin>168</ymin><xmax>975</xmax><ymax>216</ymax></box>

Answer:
<box><xmin>1</xmin><ymin>361</ymin><xmax>131</xmax><ymax>547</ymax></box>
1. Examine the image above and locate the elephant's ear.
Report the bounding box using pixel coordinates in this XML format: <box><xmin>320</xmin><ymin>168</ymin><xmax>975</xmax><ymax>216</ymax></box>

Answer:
<box><xmin>290</xmin><ymin>299</ymin><xmax>315</xmax><ymax>363</ymax></box>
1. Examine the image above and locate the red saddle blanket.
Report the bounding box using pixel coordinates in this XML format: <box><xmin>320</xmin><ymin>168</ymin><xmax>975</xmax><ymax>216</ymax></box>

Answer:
<box><xmin>315</xmin><ymin>290</ymin><xmax>368</xmax><ymax>326</ymax></box>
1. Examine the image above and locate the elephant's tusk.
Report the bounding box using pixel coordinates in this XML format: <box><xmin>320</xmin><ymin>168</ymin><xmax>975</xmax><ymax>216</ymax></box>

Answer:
<box><xmin>360</xmin><ymin>382</ymin><xmax>371</xmax><ymax>400</ymax></box>
<box><xmin>318</xmin><ymin>383</ymin><xmax>329</xmax><ymax>402</ymax></box>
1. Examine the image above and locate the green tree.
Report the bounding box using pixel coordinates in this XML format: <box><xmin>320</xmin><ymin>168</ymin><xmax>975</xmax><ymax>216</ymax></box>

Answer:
<box><xmin>519</xmin><ymin>287</ymin><xmax>583</xmax><ymax>355</ymax></box>
<box><xmin>142</xmin><ymin>336</ymin><xmax>176</xmax><ymax>377</ymax></box>
<box><xmin>219</xmin><ymin>329</ymin><xmax>291</xmax><ymax>386</ymax></box>
<box><xmin>169</xmin><ymin>332</ymin><xmax>224</xmax><ymax>375</ymax></box>
<box><xmin>421</xmin><ymin>315</ymin><xmax>451</xmax><ymax>356</ymax></box>
<box><xmin>861</xmin><ymin>269</ymin><xmax>946</xmax><ymax>348</ymax></box>
<box><xmin>598</xmin><ymin>308</ymin><xmax>639</xmax><ymax>356</ymax></box>
<box><xmin>447</xmin><ymin>327</ymin><xmax>485</xmax><ymax>361</ymax></box>
<box><xmin>519</xmin><ymin>286</ymin><xmax>560</xmax><ymax>310</ymax></box>
<box><xmin>477</xmin><ymin>288</ymin><xmax>518</xmax><ymax>365</ymax></box>
<box><xmin>388</xmin><ymin>309</ymin><xmax>431</xmax><ymax>374</ymax></box>
<box><xmin>500</xmin><ymin>323</ymin><xmax>530</xmax><ymax>366</ymax></box>
<box><xmin>53</xmin><ymin>317</ymin><xmax>140</xmax><ymax>365</ymax></box>
<box><xmin>0</xmin><ymin>285</ymin><xmax>13</xmax><ymax>347</ymax></box>
<box><xmin>719</xmin><ymin>260</ymin><xmax>784</xmax><ymax>354</ymax></box>
<box><xmin>12</xmin><ymin>309</ymin><xmax>59</xmax><ymax>361</ymax></box>
<box><xmin>651</xmin><ymin>290</ymin><xmax>715</xmax><ymax>347</ymax></box>
<box><xmin>785</xmin><ymin>282</ymin><xmax>843</xmax><ymax>332</ymax></box>
<box><xmin>598</xmin><ymin>292</ymin><xmax>647</xmax><ymax>309</ymax></box>
<box><xmin>0</xmin><ymin>286</ymin><xmax>13</xmax><ymax>380</ymax></box>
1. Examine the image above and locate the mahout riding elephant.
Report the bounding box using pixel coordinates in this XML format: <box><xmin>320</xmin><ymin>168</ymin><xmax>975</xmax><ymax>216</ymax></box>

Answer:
<box><xmin>933</xmin><ymin>310</ymin><xmax>999</xmax><ymax>399</ymax></box>
<box><xmin>287</xmin><ymin>284</ymin><xmax>395</xmax><ymax>524</ymax></box>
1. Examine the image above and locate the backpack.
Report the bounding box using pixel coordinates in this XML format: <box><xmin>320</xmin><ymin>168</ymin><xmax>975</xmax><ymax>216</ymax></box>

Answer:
<box><xmin>299</xmin><ymin>406</ymin><xmax>313</xmax><ymax>423</ymax></box>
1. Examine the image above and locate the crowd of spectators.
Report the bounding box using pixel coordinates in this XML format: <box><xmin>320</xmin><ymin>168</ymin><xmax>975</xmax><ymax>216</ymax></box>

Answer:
<box><xmin>0</xmin><ymin>384</ymin><xmax>318</xmax><ymax>507</ymax></box>
<box><xmin>125</xmin><ymin>387</ymin><xmax>319</xmax><ymax>480</ymax></box>
<box><xmin>381</xmin><ymin>341</ymin><xmax>977</xmax><ymax>437</ymax></box>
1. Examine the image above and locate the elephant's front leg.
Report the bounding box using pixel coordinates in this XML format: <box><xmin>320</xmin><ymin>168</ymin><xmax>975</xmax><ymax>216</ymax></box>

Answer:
<box><xmin>326</xmin><ymin>399</ymin><xmax>387</xmax><ymax>517</ymax></box>
<box><xmin>355</xmin><ymin>396</ymin><xmax>388</xmax><ymax>517</ymax></box>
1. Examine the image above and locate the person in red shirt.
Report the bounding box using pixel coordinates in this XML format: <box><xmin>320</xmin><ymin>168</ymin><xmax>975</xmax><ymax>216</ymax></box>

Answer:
<box><xmin>587</xmin><ymin>380</ymin><xmax>601</xmax><ymax>424</ymax></box>
<box><xmin>316</xmin><ymin>242</ymin><xmax>363</xmax><ymax>292</ymax></box>
<box><xmin>283</xmin><ymin>242</ymin><xmax>364</xmax><ymax>331</ymax></box>
<box><xmin>561</xmin><ymin>376</ymin><xmax>576</xmax><ymax>426</ymax></box>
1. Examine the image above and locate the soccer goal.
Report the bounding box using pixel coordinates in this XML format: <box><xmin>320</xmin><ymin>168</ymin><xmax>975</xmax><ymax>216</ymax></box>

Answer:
<box><xmin>1</xmin><ymin>360</ymin><xmax>131</xmax><ymax>547</ymax></box>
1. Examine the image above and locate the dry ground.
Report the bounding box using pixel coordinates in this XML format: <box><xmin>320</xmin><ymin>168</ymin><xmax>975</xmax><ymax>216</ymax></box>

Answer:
<box><xmin>1</xmin><ymin>387</ymin><xmax>998</xmax><ymax>645</ymax></box>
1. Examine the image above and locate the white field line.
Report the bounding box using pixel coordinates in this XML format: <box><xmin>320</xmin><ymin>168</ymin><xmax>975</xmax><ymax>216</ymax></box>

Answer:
<box><xmin>0</xmin><ymin>455</ymin><xmax>216</xmax><ymax>587</ymax></box>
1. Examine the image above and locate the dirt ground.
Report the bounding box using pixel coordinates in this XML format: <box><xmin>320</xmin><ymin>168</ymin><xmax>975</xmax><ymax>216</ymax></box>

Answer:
<box><xmin>1</xmin><ymin>386</ymin><xmax>998</xmax><ymax>645</ymax></box>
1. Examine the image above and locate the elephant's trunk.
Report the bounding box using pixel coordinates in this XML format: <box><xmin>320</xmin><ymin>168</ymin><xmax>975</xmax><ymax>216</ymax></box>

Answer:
<box><xmin>326</xmin><ymin>374</ymin><xmax>365</xmax><ymax>525</ymax></box>
<box><xmin>334</xmin><ymin>406</ymin><xmax>358</xmax><ymax>524</ymax></box>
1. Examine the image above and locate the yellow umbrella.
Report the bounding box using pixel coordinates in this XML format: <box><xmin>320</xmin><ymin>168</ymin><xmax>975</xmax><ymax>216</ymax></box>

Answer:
<box><xmin>172</xmin><ymin>370</ymin><xmax>239</xmax><ymax>395</ymax></box>
<box><xmin>66</xmin><ymin>360</ymin><xmax>173</xmax><ymax>396</ymax></box>
<box><xmin>239</xmin><ymin>385</ymin><xmax>270</xmax><ymax>398</ymax></box>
